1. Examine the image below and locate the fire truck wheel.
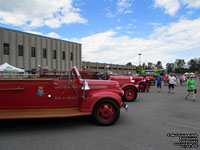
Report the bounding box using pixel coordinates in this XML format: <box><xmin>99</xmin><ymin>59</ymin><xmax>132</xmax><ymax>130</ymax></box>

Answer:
<box><xmin>150</xmin><ymin>80</ymin><xmax>156</xmax><ymax>86</ymax></box>
<box><xmin>139</xmin><ymin>83</ymin><xmax>146</xmax><ymax>92</ymax></box>
<box><xmin>122</xmin><ymin>86</ymin><xmax>137</xmax><ymax>102</ymax></box>
<box><xmin>92</xmin><ymin>99</ymin><xmax>120</xmax><ymax>126</ymax></box>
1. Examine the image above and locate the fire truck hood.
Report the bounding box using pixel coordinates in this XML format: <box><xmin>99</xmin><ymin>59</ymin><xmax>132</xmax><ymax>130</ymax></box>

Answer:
<box><xmin>84</xmin><ymin>79</ymin><xmax>120</xmax><ymax>89</ymax></box>
<box><xmin>109</xmin><ymin>76</ymin><xmax>131</xmax><ymax>83</ymax></box>
<box><xmin>110</xmin><ymin>76</ymin><xmax>130</xmax><ymax>80</ymax></box>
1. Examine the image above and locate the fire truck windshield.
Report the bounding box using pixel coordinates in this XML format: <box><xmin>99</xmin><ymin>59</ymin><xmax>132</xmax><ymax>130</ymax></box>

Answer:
<box><xmin>74</xmin><ymin>67</ymin><xmax>82</xmax><ymax>79</ymax></box>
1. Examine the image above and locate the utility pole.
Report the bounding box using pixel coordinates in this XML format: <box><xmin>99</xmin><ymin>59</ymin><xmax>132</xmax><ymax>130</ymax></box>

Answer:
<box><xmin>138</xmin><ymin>53</ymin><xmax>142</xmax><ymax>66</ymax></box>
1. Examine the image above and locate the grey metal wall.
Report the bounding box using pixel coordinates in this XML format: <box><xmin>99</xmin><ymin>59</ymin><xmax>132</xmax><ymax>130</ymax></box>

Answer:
<box><xmin>0</xmin><ymin>27</ymin><xmax>82</xmax><ymax>72</ymax></box>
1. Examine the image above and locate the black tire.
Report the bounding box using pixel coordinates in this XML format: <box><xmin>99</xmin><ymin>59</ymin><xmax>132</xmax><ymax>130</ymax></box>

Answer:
<box><xmin>122</xmin><ymin>86</ymin><xmax>138</xmax><ymax>102</ymax></box>
<box><xmin>150</xmin><ymin>80</ymin><xmax>156</xmax><ymax>86</ymax></box>
<box><xmin>139</xmin><ymin>83</ymin><xmax>146</xmax><ymax>92</ymax></box>
<box><xmin>92</xmin><ymin>99</ymin><xmax>120</xmax><ymax>126</ymax></box>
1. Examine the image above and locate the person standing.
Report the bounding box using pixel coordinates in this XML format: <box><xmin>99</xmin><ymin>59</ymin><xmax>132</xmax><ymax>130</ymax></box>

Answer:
<box><xmin>163</xmin><ymin>75</ymin><xmax>168</xmax><ymax>86</ymax></box>
<box><xmin>168</xmin><ymin>74</ymin><xmax>176</xmax><ymax>94</ymax></box>
<box><xmin>185</xmin><ymin>75</ymin><xmax>196</xmax><ymax>101</ymax></box>
<box><xmin>176</xmin><ymin>74</ymin><xmax>180</xmax><ymax>86</ymax></box>
<box><xmin>182</xmin><ymin>74</ymin><xmax>186</xmax><ymax>85</ymax></box>
<box><xmin>180</xmin><ymin>75</ymin><xmax>183</xmax><ymax>86</ymax></box>
<box><xmin>156</xmin><ymin>74</ymin><xmax>163</xmax><ymax>92</ymax></box>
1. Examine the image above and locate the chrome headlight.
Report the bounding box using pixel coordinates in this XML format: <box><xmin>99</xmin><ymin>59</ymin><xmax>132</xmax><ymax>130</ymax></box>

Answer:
<box><xmin>130</xmin><ymin>77</ymin><xmax>135</xmax><ymax>83</ymax></box>
<box><xmin>131</xmin><ymin>80</ymin><xmax>135</xmax><ymax>83</ymax></box>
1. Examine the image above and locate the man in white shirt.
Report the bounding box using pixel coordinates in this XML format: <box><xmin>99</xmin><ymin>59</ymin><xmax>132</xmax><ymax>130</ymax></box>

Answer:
<box><xmin>168</xmin><ymin>74</ymin><xmax>176</xmax><ymax>93</ymax></box>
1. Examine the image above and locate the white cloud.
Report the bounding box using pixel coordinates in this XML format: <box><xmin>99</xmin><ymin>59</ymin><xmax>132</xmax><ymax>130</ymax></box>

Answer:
<box><xmin>151</xmin><ymin>18</ymin><xmax>200</xmax><ymax>48</ymax></box>
<box><xmin>0</xmin><ymin>0</ymin><xmax>87</xmax><ymax>28</ymax></box>
<box><xmin>44</xmin><ymin>18</ymin><xmax>62</xmax><ymax>28</ymax></box>
<box><xmin>106</xmin><ymin>12</ymin><xmax>115</xmax><ymax>18</ymax></box>
<box><xmin>154</xmin><ymin>0</ymin><xmax>180</xmax><ymax>16</ymax></box>
<box><xmin>25</xmin><ymin>31</ymin><xmax>44</xmax><ymax>36</ymax></box>
<box><xmin>47</xmin><ymin>32</ymin><xmax>61</xmax><ymax>39</ymax></box>
<box><xmin>116</xmin><ymin>26</ymin><xmax>122</xmax><ymax>30</ymax></box>
<box><xmin>106</xmin><ymin>0</ymin><xmax>133</xmax><ymax>18</ymax></box>
<box><xmin>25</xmin><ymin>18</ymin><xmax>200</xmax><ymax>67</ymax></box>
<box><xmin>182</xmin><ymin>0</ymin><xmax>200</xmax><ymax>8</ymax></box>
<box><xmin>25</xmin><ymin>31</ymin><xmax>61</xmax><ymax>39</ymax></box>
<box><xmin>69</xmin><ymin>18</ymin><xmax>200</xmax><ymax>66</ymax></box>
<box><xmin>117</xmin><ymin>0</ymin><xmax>132</xmax><ymax>14</ymax></box>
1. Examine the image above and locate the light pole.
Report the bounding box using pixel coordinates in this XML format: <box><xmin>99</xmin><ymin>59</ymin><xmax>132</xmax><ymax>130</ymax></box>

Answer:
<box><xmin>138</xmin><ymin>53</ymin><xmax>142</xmax><ymax>66</ymax></box>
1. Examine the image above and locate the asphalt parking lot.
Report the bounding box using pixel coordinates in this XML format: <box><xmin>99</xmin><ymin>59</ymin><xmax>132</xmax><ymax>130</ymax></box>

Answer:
<box><xmin>0</xmin><ymin>81</ymin><xmax>199</xmax><ymax>150</ymax></box>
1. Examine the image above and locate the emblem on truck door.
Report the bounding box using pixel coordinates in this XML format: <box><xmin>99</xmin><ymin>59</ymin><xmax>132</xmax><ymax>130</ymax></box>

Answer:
<box><xmin>37</xmin><ymin>87</ymin><xmax>45</xmax><ymax>96</ymax></box>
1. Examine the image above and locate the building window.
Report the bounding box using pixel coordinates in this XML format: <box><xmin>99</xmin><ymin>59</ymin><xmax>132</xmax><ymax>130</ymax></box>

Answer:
<box><xmin>70</xmin><ymin>52</ymin><xmax>73</xmax><ymax>61</ymax></box>
<box><xmin>18</xmin><ymin>45</ymin><xmax>23</xmax><ymax>56</ymax></box>
<box><xmin>62</xmin><ymin>51</ymin><xmax>65</xmax><ymax>60</ymax></box>
<box><xmin>3</xmin><ymin>43</ymin><xmax>9</xmax><ymax>55</ymax></box>
<box><xmin>53</xmin><ymin>50</ymin><xmax>56</xmax><ymax>59</ymax></box>
<box><xmin>31</xmin><ymin>47</ymin><xmax>36</xmax><ymax>57</ymax></box>
<box><xmin>43</xmin><ymin>48</ymin><xmax>47</xmax><ymax>58</ymax></box>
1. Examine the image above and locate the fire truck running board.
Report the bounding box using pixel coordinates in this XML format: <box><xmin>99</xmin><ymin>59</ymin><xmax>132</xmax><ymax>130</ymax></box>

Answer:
<box><xmin>0</xmin><ymin>107</ymin><xmax>91</xmax><ymax>119</ymax></box>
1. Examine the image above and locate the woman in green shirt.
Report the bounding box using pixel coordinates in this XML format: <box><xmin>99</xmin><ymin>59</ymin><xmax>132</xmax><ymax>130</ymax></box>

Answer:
<box><xmin>185</xmin><ymin>75</ymin><xmax>196</xmax><ymax>101</ymax></box>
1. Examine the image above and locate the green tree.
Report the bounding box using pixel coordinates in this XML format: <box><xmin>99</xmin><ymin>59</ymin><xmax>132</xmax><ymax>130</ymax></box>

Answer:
<box><xmin>136</xmin><ymin>66</ymin><xmax>144</xmax><ymax>75</ymax></box>
<box><xmin>147</xmin><ymin>62</ymin><xmax>154</xmax><ymax>70</ymax></box>
<box><xmin>188</xmin><ymin>58</ymin><xmax>199</xmax><ymax>72</ymax></box>
<box><xmin>126</xmin><ymin>62</ymin><xmax>132</xmax><ymax>66</ymax></box>
<box><xmin>155</xmin><ymin>61</ymin><xmax>163</xmax><ymax>69</ymax></box>
<box><xmin>142</xmin><ymin>63</ymin><xmax>147</xmax><ymax>70</ymax></box>
<box><xmin>166</xmin><ymin>63</ymin><xmax>175</xmax><ymax>73</ymax></box>
<box><xmin>175</xmin><ymin>59</ymin><xmax>185</xmax><ymax>73</ymax></box>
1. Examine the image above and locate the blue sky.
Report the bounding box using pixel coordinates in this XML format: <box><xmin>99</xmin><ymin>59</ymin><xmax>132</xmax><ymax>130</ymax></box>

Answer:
<box><xmin>0</xmin><ymin>0</ymin><xmax>200</xmax><ymax>66</ymax></box>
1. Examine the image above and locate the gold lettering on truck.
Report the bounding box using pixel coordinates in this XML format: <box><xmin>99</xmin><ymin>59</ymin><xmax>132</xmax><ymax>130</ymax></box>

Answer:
<box><xmin>54</xmin><ymin>97</ymin><xmax>78</xmax><ymax>100</ymax></box>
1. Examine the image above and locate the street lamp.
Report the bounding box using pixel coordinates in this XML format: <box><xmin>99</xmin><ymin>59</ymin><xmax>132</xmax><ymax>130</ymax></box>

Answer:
<box><xmin>138</xmin><ymin>53</ymin><xmax>142</xmax><ymax>66</ymax></box>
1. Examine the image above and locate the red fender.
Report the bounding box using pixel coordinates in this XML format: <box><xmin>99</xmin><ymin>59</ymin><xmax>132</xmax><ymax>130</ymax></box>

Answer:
<box><xmin>80</xmin><ymin>92</ymin><xmax>123</xmax><ymax>112</ymax></box>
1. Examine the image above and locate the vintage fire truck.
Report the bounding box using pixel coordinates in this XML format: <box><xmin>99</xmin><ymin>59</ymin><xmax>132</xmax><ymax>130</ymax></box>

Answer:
<box><xmin>131</xmin><ymin>76</ymin><xmax>150</xmax><ymax>92</ymax></box>
<box><xmin>0</xmin><ymin>66</ymin><xmax>128</xmax><ymax>126</ymax></box>
<box><xmin>80</xmin><ymin>71</ymin><xmax>140</xmax><ymax>102</ymax></box>
<box><xmin>144</xmin><ymin>76</ymin><xmax>156</xmax><ymax>86</ymax></box>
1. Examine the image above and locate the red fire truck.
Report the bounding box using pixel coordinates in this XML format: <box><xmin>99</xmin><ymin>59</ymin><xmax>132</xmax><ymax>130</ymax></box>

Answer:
<box><xmin>0</xmin><ymin>67</ymin><xmax>128</xmax><ymax>126</ymax></box>
<box><xmin>144</xmin><ymin>76</ymin><xmax>156</xmax><ymax>86</ymax></box>
<box><xmin>131</xmin><ymin>76</ymin><xmax>150</xmax><ymax>92</ymax></box>
<box><xmin>80</xmin><ymin>72</ymin><xmax>139</xmax><ymax>102</ymax></box>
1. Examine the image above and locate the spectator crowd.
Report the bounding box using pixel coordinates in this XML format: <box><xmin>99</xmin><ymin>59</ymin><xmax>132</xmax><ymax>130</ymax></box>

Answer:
<box><xmin>156</xmin><ymin>73</ymin><xmax>198</xmax><ymax>102</ymax></box>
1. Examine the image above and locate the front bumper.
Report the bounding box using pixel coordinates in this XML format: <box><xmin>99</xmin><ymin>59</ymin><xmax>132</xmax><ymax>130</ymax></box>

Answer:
<box><xmin>122</xmin><ymin>102</ymin><xmax>128</xmax><ymax>111</ymax></box>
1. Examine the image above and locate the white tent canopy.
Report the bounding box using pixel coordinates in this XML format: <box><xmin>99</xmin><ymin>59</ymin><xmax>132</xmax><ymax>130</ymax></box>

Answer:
<box><xmin>0</xmin><ymin>63</ymin><xmax>24</xmax><ymax>72</ymax></box>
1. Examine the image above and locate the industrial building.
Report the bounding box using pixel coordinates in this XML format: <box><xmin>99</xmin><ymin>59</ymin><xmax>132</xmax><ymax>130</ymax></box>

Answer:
<box><xmin>0</xmin><ymin>27</ymin><xmax>82</xmax><ymax>72</ymax></box>
<box><xmin>82</xmin><ymin>61</ymin><xmax>136</xmax><ymax>75</ymax></box>
<box><xmin>0</xmin><ymin>27</ymin><xmax>136</xmax><ymax>75</ymax></box>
